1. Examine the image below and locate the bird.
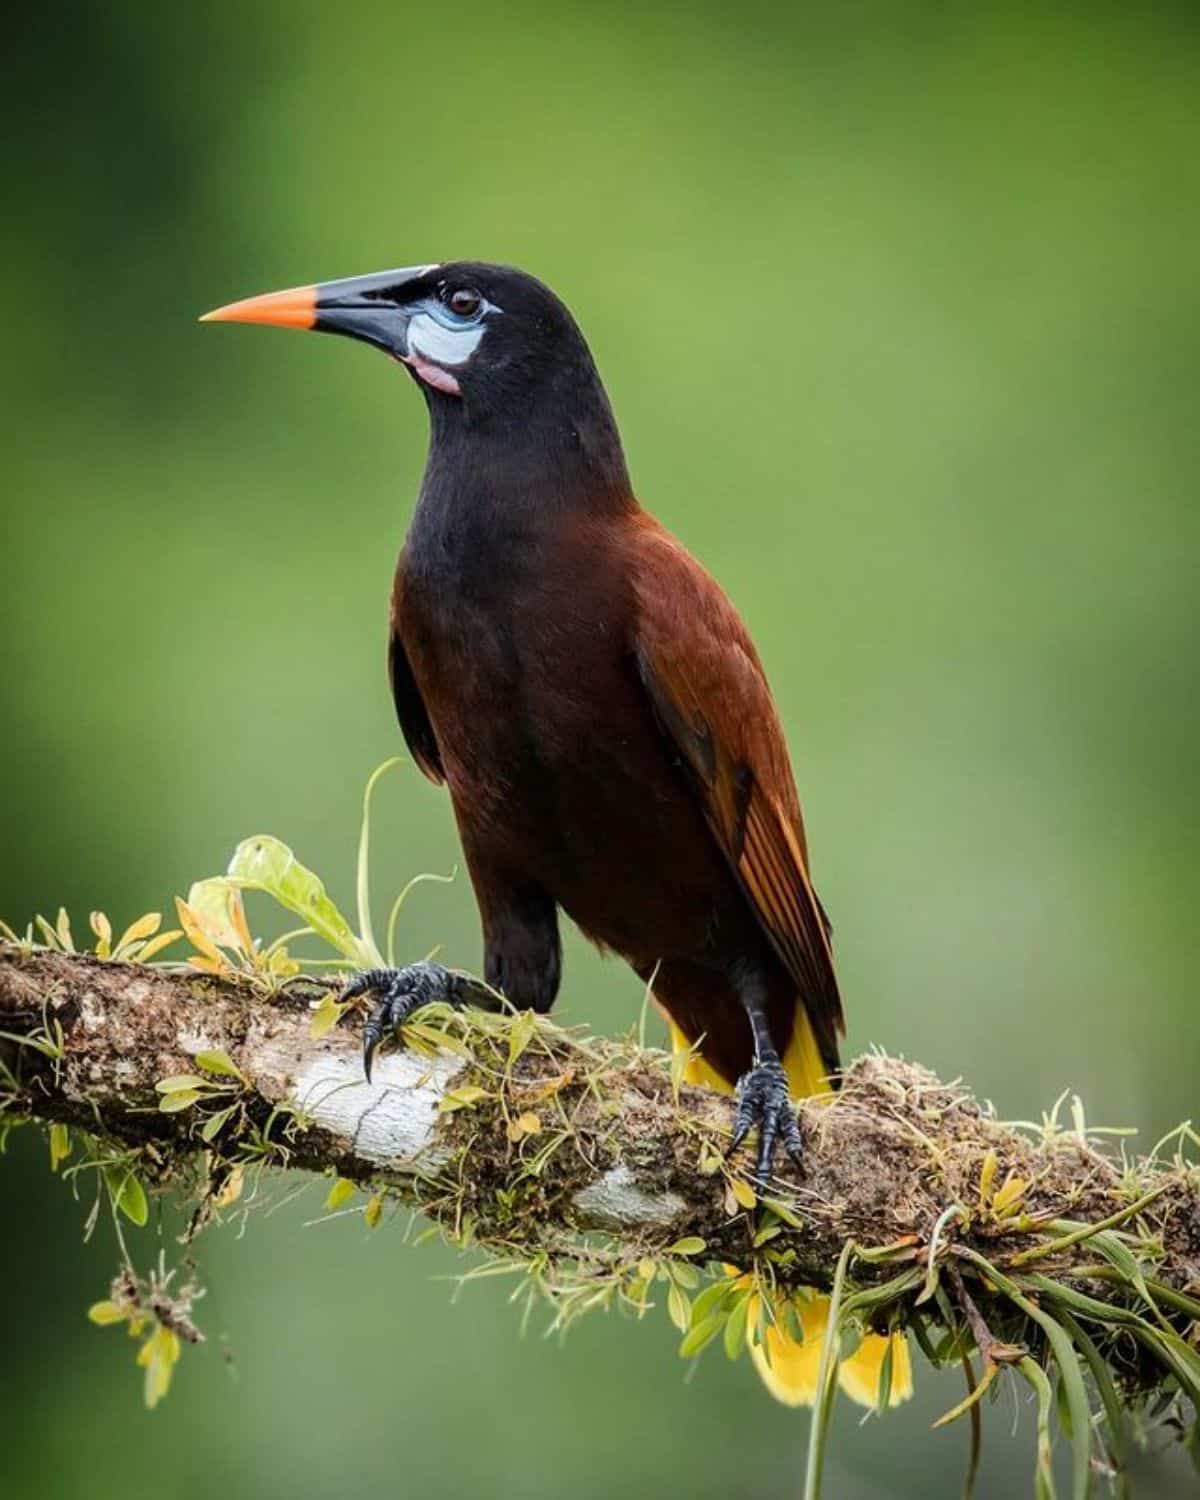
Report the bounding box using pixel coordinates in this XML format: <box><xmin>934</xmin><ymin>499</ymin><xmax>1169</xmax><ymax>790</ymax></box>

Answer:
<box><xmin>201</xmin><ymin>261</ymin><xmax>910</xmax><ymax>1408</ymax></box>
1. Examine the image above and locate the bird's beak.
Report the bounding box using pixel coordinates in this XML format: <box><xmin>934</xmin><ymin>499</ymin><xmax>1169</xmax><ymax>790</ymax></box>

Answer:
<box><xmin>200</xmin><ymin>265</ymin><xmax>436</xmax><ymax>357</ymax></box>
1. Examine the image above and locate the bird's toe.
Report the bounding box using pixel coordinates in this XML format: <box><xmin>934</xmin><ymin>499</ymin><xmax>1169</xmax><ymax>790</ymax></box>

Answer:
<box><xmin>731</xmin><ymin>1059</ymin><xmax>804</xmax><ymax>1188</ymax></box>
<box><xmin>343</xmin><ymin>961</ymin><xmax>462</xmax><ymax>1080</ymax></box>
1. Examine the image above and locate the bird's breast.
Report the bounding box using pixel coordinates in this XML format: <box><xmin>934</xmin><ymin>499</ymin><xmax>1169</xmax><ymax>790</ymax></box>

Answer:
<box><xmin>395</xmin><ymin>516</ymin><xmax>737</xmax><ymax>960</ymax></box>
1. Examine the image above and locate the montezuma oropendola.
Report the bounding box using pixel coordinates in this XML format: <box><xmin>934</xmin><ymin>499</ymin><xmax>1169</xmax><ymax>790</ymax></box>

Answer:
<box><xmin>202</xmin><ymin>263</ymin><xmax>911</xmax><ymax>1408</ymax></box>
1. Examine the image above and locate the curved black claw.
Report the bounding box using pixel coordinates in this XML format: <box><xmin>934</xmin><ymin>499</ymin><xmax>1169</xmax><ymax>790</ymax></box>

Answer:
<box><xmin>341</xmin><ymin>961</ymin><xmax>467</xmax><ymax>1081</ymax></box>
<box><xmin>730</xmin><ymin>1058</ymin><xmax>805</xmax><ymax>1188</ymax></box>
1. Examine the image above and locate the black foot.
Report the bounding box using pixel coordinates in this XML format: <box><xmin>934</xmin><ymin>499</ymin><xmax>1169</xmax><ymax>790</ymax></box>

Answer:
<box><xmin>341</xmin><ymin>962</ymin><xmax>469</xmax><ymax>1081</ymax></box>
<box><xmin>730</xmin><ymin>1058</ymin><xmax>804</xmax><ymax>1187</ymax></box>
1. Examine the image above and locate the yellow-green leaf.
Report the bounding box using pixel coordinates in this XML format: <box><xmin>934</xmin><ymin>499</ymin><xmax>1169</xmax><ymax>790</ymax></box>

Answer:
<box><xmin>55</xmin><ymin>907</ymin><xmax>74</xmax><ymax>950</ymax></box>
<box><xmin>133</xmin><ymin>929</ymin><xmax>183</xmax><ymax>963</ymax></box>
<box><xmin>48</xmin><ymin>1121</ymin><xmax>71</xmax><ymax>1171</ymax></box>
<box><xmin>993</xmin><ymin>1174</ymin><xmax>1029</xmax><ymax>1215</ymax></box>
<box><xmin>729</xmin><ymin>1176</ymin><xmax>757</xmax><ymax>1210</ymax></box>
<box><xmin>199</xmin><ymin>1105</ymin><xmax>237</xmax><ymax>1143</ymax></box>
<box><xmin>325</xmin><ymin>1177</ymin><xmax>355</xmax><ymax>1211</ymax></box>
<box><xmin>105</xmin><ymin>1168</ymin><xmax>149</xmax><ymax>1226</ymax></box>
<box><xmin>666</xmin><ymin>1236</ymin><xmax>707</xmax><ymax>1257</ymax></box>
<box><xmin>195</xmin><ymin>1049</ymin><xmax>243</xmax><ymax>1080</ymax></box>
<box><xmin>667</xmin><ymin>1282</ymin><xmax>691</xmax><ymax>1333</ymax></box>
<box><xmin>760</xmin><ymin>1196</ymin><xmax>805</xmax><ymax>1228</ymax></box>
<box><xmin>115</xmin><ymin>911</ymin><xmax>162</xmax><ymax>951</ymax></box>
<box><xmin>724</xmin><ymin>1292</ymin><xmax>751</xmax><ymax>1359</ymax></box>
<box><xmin>89</xmin><ymin>910</ymin><xmax>112</xmax><ymax>958</ymax></box>
<box><xmin>156</xmin><ymin>1074</ymin><xmax>208</xmax><ymax>1093</ymax></box>
<box><xmin>225</xmin><ymin>835</ymin><xmax>367</xmax><ymax>962</ymax></box>
<box><xmin>690</xmin><ymin>1280</ymin><xmax>733</xmax><ymax>1326</ymax></box>
<box><xmin>679</xmin><ymin>1313</ymin><xmax>726</xmax><ymax>1359</ymax></box>
<box><xmin>507</xmin><ymin>1009</ymin><xmax>536</xmax><ymax>1066</ymax></box>
<box><xmin>438</xmin><ymin>1085</ymin><xmax>491</xmax><ymax>1113</ymax></box>
<box><xmin>158</xmin><ymin>1090</ymin><xmax>203</xmax><ymax>1113</ymax></box>
<box><xmin>184</xmin><ymin>881</ymin><xmax>248</xmax><ymax>952</ymax></box>
<box><xmin>363</xmin><ymin>1193</ymin><xmax>383</xmax><ymax>1228</ymax></box>
<box><xmin>309</xmin><ymin>991</ymin><xmax>345</xmax><ymax>1040</ymax></box>
<box><xmin>88</xmin><ymin>1300</ymin><xmax>127</xmax><ymax>1326</ymax></box>
<box><xmin>138</xmin><ymin>1325</ymin><xmax>180</xmax><ymax>1409</ymax></box>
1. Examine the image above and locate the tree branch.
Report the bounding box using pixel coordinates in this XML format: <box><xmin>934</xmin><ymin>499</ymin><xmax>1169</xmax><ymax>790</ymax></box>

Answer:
<box><xmin>2</xmin><ymin>942</ymin><xmax>1198</xmax><ymax>1375</ymax></box>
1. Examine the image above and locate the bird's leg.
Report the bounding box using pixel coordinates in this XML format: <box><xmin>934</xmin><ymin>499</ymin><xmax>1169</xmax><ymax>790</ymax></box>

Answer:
<box><xmin>729</xmin><ymin>965</ymin><xmax>805</xmax><ymax>1186</ymax></box>
<box><xmin>341</xmin><ymin>962</ymin><xmax>497</xmax><ymax>1081</ymax></box>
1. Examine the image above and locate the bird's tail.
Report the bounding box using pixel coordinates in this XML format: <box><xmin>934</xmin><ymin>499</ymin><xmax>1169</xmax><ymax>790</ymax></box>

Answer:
<box><xmin>666</xmin><ymin>1011</ymin><xmax>913</xmax><ymax>1409</ymax></box>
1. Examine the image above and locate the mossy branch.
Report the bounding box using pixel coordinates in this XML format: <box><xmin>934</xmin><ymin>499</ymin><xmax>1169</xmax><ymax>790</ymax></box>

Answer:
<box><xmin>3</xmin><ymin>942</ymin><xmax>1200</xmax><ymax>1488</ymax></box>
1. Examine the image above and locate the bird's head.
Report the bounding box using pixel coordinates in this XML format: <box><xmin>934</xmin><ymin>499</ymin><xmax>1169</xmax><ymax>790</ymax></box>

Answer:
<box><xmin>201</xmin><ymin>261</ymin><xmax>598</xmax><ymax>415</ymax></box>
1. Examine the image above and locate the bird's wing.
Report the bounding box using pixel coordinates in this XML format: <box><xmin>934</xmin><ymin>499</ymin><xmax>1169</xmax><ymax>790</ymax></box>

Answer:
<box><xmin>630</xmin><ymin>519</ymin><xmax>843</xmax><ymax>1063</ymax></box>
<box><xmin>389</xmin><ymin>558</ymin><xmax>444</xmax><ymax>785</ymax></box>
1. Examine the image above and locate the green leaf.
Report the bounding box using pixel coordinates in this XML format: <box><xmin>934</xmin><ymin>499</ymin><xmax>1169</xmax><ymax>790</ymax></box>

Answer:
<box><xmin>507</xmin><ymin>1009</ymin><xmax>536</xmax><ymax>1066</ymax></box>
<box><xmin>1089</xmin><ymin>1229</ymin><xmax>1171</xmax><ymax>1330</ymax></box>
<box><xmin>105</xmin><ymin>1167</ymin><xmax>149</xmax><ymax>1226</ymax></box>
<box><xmin>1017</xmin><ymin>1357</ymin><xmax>1059</xmax><ymax>1500</ymax></box>
<box><xmin>438</xmin><ymin>1085</ymin><xmax>491</xmax><ymax>1113</ymax></box>
<box><xmin>690</xmin><ymin>1279</ymin><xmax>734</xmax><ymax>1326</ymax></box>
<box><xmin>199</xmin><ymin>1104</ymin><xmax>237</xmax><ymax>1143</ymax></box>
<box><xmin>225</xmin><ymin>835</ymin><xmax>371</xmax><ymax>964</ymax></box>
<box><xmin>958</xmin><ymin>1253</ymin><xmax>1090</xmax><ymax>1500</ymax></box>
<box><xmin>678</xmin><ymin>1314</ymin><xmax>726</xmax><ymax>1359</ymax></box>
<box><xmin>723</xmin><ymin>1291</ymin><xmax>751</xmax><ymax>1360</ymax></box>
<box><xmin>759</xmin><ymin>1200</ymin><xmax>804</xmax><ymax>1224</ymax></box>
<box><xmin>1056</xmin><ymin>1309</ymin><xmax>1127</xmax><ymax>1482</ymax></box>
<box><xmin>155</xmin><ymin>1074</ymin><xmax>208</xmax><ymax>1093</ymax></box>
<box><xmin>666</xmin><ymin>1236</ymin><xmax>707</xmax><ymax>1257</ymax></box>
<box><xmin>158</xmin><ymin>1090</ymin><xmax>203</xmax><ymax>1113</ymax></box>
<box><xmin>195</xmin><ymin>1049</ymin><xmax>243</xmax><ymax>1080</ymax></box>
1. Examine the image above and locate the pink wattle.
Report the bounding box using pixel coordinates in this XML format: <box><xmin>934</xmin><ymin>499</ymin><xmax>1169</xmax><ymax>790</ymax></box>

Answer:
<box><xmin>401</xmin><ymin>355</ymin><xmax>461</xmax><ymax>396</ymax></box>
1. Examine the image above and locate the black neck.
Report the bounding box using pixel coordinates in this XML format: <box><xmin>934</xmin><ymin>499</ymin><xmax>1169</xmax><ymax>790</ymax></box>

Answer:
<box><xmin>411</xmin><ymin>356</ymin><xmax>634</xmax><ymax>542</ymax></box>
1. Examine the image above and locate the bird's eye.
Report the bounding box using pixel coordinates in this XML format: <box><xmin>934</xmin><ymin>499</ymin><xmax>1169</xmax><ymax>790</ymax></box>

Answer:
<box><xmin>446</xmin><ymin>287</ymin><xmax>482</xmax><ymax>319</ymax></box>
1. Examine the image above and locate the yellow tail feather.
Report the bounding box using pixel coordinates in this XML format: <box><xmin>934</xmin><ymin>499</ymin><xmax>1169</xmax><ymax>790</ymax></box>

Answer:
<box><xmin>664</xmin><ymin>1006</ymin><xmax>913</xmax><ymax>1409</ymax></box>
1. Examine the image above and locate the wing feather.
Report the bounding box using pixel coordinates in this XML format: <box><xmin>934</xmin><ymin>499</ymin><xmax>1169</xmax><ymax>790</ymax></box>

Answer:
<box><xmin>631</xmin><ymin>520</ymin><xmax>843</xmax><ymax>1064</ymax></box>
<box><xmin>389</xmin><ymin>558</ymin><xmax>444</xmax><ymax>785</ymax></box>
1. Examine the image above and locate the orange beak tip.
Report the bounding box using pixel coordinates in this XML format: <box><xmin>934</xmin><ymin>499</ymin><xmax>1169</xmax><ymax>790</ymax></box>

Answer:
<box><xmin>197</xmin><ymin>285</ymin><xmax>319</xmax><ymax>330</ymax></box>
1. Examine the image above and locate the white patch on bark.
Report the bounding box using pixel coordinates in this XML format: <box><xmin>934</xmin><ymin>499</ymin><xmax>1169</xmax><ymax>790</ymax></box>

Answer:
<box><xmin>572</xmin><ymin>1166</ymin><xmax>687</xmax><ymax>1230</ymax></box>
<box><xmin>78</xmin><ymin>992</ymin><xmax>108</xmax><ymax>1032</ymax></box>
<box><xmin>290</xmin><ymin>1049</ymin><xmax>464</xmax><ymax>1169</ymax></box>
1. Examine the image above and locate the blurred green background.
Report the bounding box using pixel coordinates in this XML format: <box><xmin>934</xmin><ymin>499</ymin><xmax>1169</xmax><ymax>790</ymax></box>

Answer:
<box><xmin>3</xmin><ymin>3</ymin><xmax>1197</xmax><ymax>1496</ymax></box>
